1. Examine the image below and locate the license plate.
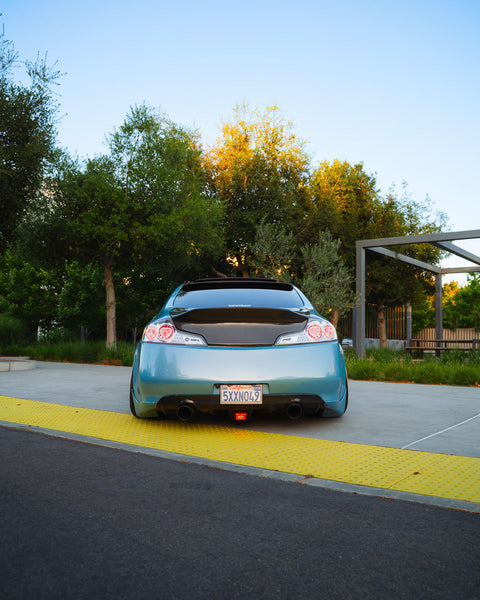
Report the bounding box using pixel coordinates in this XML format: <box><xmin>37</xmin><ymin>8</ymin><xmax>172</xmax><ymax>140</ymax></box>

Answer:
<box><xmin>220</xmin><ymin>384</ymin><xmax>263</xmax><ymax>404</ymax></box>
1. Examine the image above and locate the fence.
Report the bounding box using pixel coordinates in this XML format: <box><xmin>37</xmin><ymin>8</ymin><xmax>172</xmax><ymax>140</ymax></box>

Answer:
<box><xmin>337</xmin><ymin>307</ymin><xmax>479</xmax><ymax>345</ymax></box>
<box><xmin>336</xmin><ymin>305</ymin><xmax>406</xmax><ymax>341</ymax></box>
<box><xmin>415</xmin><ymin>328</ymin><xmax>479</xmax><ymax>343</ymax></box>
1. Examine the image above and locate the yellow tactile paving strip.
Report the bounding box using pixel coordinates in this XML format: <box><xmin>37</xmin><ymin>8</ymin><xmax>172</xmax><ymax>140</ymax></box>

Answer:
<box><xmin>1</xmin><ymin>395</ymin><xmax>479</xmax><ymax>504</ymax></box>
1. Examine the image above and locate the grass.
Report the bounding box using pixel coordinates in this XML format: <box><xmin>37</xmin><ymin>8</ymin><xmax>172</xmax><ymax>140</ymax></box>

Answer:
<box><xmin>1</xmin><ymin>342</ymin><xmax>479</xmax><ymax>387</ymax></box>
<box><xmin>344</xmin><ymin>348</ymin><xmax>480</xmax><ymax>387</ymax></box>
<box><xmin>0</xmin><ymin>341</ymin><xmax>135</xmax><ymax>367</ymax></box>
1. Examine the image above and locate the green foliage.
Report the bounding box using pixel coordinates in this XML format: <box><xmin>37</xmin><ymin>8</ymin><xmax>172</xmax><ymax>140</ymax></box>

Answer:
<box><xmin>0</xmin><ymin>313</ymin><xmax>27</xmax><ymax>346</ymax></box>
<box><xmin>304</xmin><ymin>160</ymin><xmax>380</xmax><ymax>263</ymax></box>
<box><xmin>443</xmin><ymin>273</ymin><xmax>480</xmax><ymax>329</ymax></box>
<box><xmin>204</xmin><ymin>104</ymin><xmax>308</xmax><ymax>273</ymax></box>
<box><xmin>250</xmin><ymin>224</ymin><xmax>354</xmax><ymax>320</ymax></box>
<box><xmin>363</xmin><ymin>347</ymin><xmax>405</xmax><ymax>363</ymax></box>
<box><xmin>305</xmin><ymin>165</ymin><xmax>444</xmax><ymax>311</ymax></box>
<box><xmin>37</xmin><ymin>327</ymin><xmax>76</xmax><ymax>344</ymax></box>
<box><xmin>19</xmin><ymin>104</ymin><xmax>225</xmax><ymax>347</ymax></box>
<box><xmin>411</xmin><ymin>276</ymin><xmax>480</xmax><ymax>332</ymax></box>
<box><xmin>102</xmin><ymin>342</ymin><xmax>135</xmax><ymax>366</ymax></box>
<box><xmin>345</xmin><ymin>349</ymin><xmax>480</xmax><ymax>386</ymax></box>
<box><xmin>250</xmin><ymin>221</ymin><xmax>295</xmax><ymax>282</ymax></box>
<box><xmin>362</xmin><ymin>187</ymin><xmax>443</xmax><ymax>308</ymax></box>
<box><xmin>0</xmin><ymin>341</ymin><xmax>135</xmax><ymax>366</ymax></box>
<box><xmin>411</xmin><ymin>294</ymin><xmax>435</xmax><ymax>333</ymax></box>
<box><xmin>114</xmin><ymin>266</ymin><xmax>172</xmax><ymax>341</ymax></box>
<box><xmin>55</xmin><ymin>262</ymin><xmax>105</xmax><ymax>338</ymax></box>
<box><xmin>108</xmin><ymin>104</ymin><xmax>224</xmax><ymax>274</ymax></box>
<box><xmin>299</xmin><ymin>231</ymin><xmax>354</xmax><ymax>319</ymax></box>
<box><xmin>0</xmin><ymin>45</ymin><xmax>465</xmax><ymax>353</ymax></box>
<box><xmin>0</xmin><ymin>34</ymin><xmax>61</xmax><ymax>250</ymax></box>
<box><xmin>0</xmin><ymin>251</ymin><xmax>57</xmax><ymax>334</ymax></box>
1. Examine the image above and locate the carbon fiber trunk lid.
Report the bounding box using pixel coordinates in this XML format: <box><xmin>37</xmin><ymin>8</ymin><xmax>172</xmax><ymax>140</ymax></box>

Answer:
<box><xmin>171</xmin><ymin>307</ymin><xmax>308</xmax><ymax>346</ymax></box>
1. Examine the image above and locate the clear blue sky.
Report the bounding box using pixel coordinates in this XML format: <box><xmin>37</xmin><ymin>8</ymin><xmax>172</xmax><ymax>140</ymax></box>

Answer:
<box><xmin>3</xmin><ymin>0</ymin><xmax>480</xmax><ymax>277</ymax></box>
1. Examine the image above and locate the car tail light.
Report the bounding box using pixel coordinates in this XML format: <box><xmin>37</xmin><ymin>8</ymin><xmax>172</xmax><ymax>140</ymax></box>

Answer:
<box><xmin>158</xmin><ymin>323</ymin><xmax>175</xmax><ymax>341</ymax></box>
<box><xmin>275</xmin><ymin>319</ymin><xmax>338</xmax><ymax>345</ymax></box>
<box><xmin>307</xmin><ymin>322</ymin><xmax>322</xmax><ymax>340</ymax></box>
<box><xmin>144</xmin><ymin>325</ymin><xmax>158</xmax><ymax>341</ymax></box>
<box><xmin>142</xmin><ymin>319</ymin><xmax>206</xmax><ymax>346</ymax></box>
<box><xmin>322</xmin><ymin>324</ymin><xmax>336</xmax><ymax>339</ymax></box>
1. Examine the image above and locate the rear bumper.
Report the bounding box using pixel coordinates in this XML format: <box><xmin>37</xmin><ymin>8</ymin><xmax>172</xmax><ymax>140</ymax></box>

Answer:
<box><xmin>131</xmin><ymin>342</ymin><xmax>347</xmax><ymax>418</ymax></box>
<box><xmin>155</xmin><ymin>393</ymin><xmax>326</xmax><ymax>417</ymax></box>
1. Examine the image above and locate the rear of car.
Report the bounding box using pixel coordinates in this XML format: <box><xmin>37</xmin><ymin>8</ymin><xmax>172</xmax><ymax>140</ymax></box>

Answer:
<box><xmin>130</xmin><ymin>278</ymin><xmax>348</xmax><ymax>421</ymax></box>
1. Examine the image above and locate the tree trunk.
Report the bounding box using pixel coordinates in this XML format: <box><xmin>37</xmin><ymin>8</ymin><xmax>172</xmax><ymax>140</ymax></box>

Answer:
<box><xmin>330</xmin><ymin>309</ymin><xmax>339</xmax><ymax>328</ymax></box>
<box><xmin>377</xmin><ymin>303</ymin><xmax>387</xmax><ymax>349</ymax></box>
<box><xmin>239</xmin><ymin>264</ymin><xmax>250</xmax><ymax>278</ymax></box>
<box><xmin>104</xmin><ymin>257</ymin><xmax>117</xmax><ymax>349</ymax></box>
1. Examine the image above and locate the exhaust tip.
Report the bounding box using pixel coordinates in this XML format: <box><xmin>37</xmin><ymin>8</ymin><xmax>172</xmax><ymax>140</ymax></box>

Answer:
<box><xmin>286</xmin><ymin>401</ymin><xmax>303</xmax><ymax>420</ymax></box>
<box><xmin>177</xmin><ymin>402</ymin><xmax>195</xmax><ymax>422</ymax></box>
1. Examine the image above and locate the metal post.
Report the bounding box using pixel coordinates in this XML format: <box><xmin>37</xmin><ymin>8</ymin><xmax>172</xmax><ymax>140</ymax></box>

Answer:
<box><xmin>354</xmin><ymin>243</ymin><xmax>366</xmax><ymax>356</ymax></box>
<box><xmin>435</xmin><ymin>274</ymin><xmax>443</xmax><ymax>354</ymax></box>
<box><xmin>406</xmin><ymin>302</ymin><xmax>412</xmax><ymax>348</ymax></box>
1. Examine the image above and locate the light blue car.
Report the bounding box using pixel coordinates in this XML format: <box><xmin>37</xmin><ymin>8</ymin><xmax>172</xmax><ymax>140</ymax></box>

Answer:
<box><xmin>130</xmin><ymin>278</ymin><xmax>348</xmax><ymax>422</ymax></box>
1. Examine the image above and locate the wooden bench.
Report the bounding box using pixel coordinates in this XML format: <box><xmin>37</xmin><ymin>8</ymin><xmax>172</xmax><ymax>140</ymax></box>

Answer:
<box><xmin>405</xmin><ymin>339</ymin><xmax>480</xmax><ymax>357</ymax></box>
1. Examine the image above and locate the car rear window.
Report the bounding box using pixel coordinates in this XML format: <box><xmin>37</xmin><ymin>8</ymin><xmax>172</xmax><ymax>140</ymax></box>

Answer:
<box><xmin>173</xmin><ymin>283</ymin><xmax>304</xmax><ymax>309</ymax></box>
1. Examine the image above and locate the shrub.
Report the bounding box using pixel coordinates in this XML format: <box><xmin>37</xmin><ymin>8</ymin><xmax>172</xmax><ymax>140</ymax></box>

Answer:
<box><xmin>0</xmin><ymin>314</ymin><xmax>27</xmax><ymax>348</ymax></box>
<box><xmin>101</xmin><ymin>342</ymin><xmax>135</xmax><ymax>366</ymax></box>
<box><xmin>37</xmin><ymin>327</ymin><xmax>76</xmax><ymax>344</ymax></box>
<box><xmin>344</xmin><ymin>349</ymin><xmax>480</xmax><ymax>387</ymax></box>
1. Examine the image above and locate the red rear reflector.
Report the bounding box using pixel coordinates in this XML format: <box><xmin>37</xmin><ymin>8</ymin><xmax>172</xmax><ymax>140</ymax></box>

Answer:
<box><xmin>235</xmin><ymin>412</ymin><xmax>248</xmax><ymax>421</ymax></box>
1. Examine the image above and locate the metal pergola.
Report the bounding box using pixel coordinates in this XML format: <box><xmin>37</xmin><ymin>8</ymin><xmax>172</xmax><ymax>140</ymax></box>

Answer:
<box><xmin>354</xmin><ymin>229</ymin><xmax>480</xmax><ymax>356</ymax></box>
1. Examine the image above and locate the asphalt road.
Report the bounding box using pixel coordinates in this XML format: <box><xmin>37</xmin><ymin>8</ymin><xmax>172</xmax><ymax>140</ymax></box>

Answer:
<box><xmin>1</xmin><ymin>361</ymin><xmax>480</xmax><ymax>599</ymax></box>
<box><xmin>1</xmin><ymin>426</ymin><xmax>479</xmax><ymax>600</ymax></box>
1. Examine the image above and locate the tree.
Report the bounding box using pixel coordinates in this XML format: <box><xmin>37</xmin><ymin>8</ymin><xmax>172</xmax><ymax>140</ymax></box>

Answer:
<box><xmin>363</xmin><ymin>189</ymin><xmax>445</xmax><ymax>346</ymax></box>
<box><xmin>303</xmin><ymin>160</ymin><xmax>380</xmax><ymax>265</ymax></box>
<box><xmin>0</xmin><ymin>35</ymin><xmax>61</xmax><ymax>251</ymax></box>
<box><xmin>249</xmin><ymin>220</ymin><xmax>295</xmax><ymax>282</ymax></box>
<box><xmin>305</xmin><ymin>163</ymin><xmax>445</xmax><ymax>346</ymax></box>
<box><xmin>0</xmin><ymin>250</ymin><xmax>58</xmax><ymax>336</ymax></box>
<box><xmin>299</xmin><ymin>231</ymin><xmax>354</xmax><ymax>326</ymax></box>
<box><xmin>250</xmin><ymin>222</ymin><xmax>353</xmax><ymax>325</ymax></box>
<box><xmin>55</xmin><ymin>261</ymin><xmax>105</xmax><ymax>339</ymax></box>
<box><xmin>25</xmin><ymin>152</ymin><xmax>131</xmax><ymax>347</ymax></box>
<box><xmin>204</xmin><ymin>104</ymin><xmax>309</xmax><ymax>275</ymax></box>
<box><xmin>21</xmin><ymin>106</ymin><xmax>224</xmax><ymax>347</ymax></box>
<box><xmin>413</xmin><ymin>277</ymin><xmax>480</xmax><ymax>333</ymax></box>
<box><xmin>107</xmin><ymin>105</ymin><xmax>224</xmax><ymax>277</ymax></box>
<box><xmin>443</xmin><ymin>274</ymin><xmax>480</xmax><ymax>330</ymax></box>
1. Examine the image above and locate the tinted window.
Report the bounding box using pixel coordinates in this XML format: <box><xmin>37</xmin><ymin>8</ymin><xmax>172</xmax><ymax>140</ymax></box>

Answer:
<box><xmin>173</xmin><ymin>286</ymin><xmax>304</xmax><ymax>309</ymax></box>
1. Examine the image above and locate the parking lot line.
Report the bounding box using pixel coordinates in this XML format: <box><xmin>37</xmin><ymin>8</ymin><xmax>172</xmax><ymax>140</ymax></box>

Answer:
<box><xmin>401</xmin><ymin>412</ymin><xmax>480</xmax><ymax>449</ymax></box>
<box><xmin>1</xmin><ymin>395</ymin><xmax>479</xmax><ymax>505</ymax></box>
